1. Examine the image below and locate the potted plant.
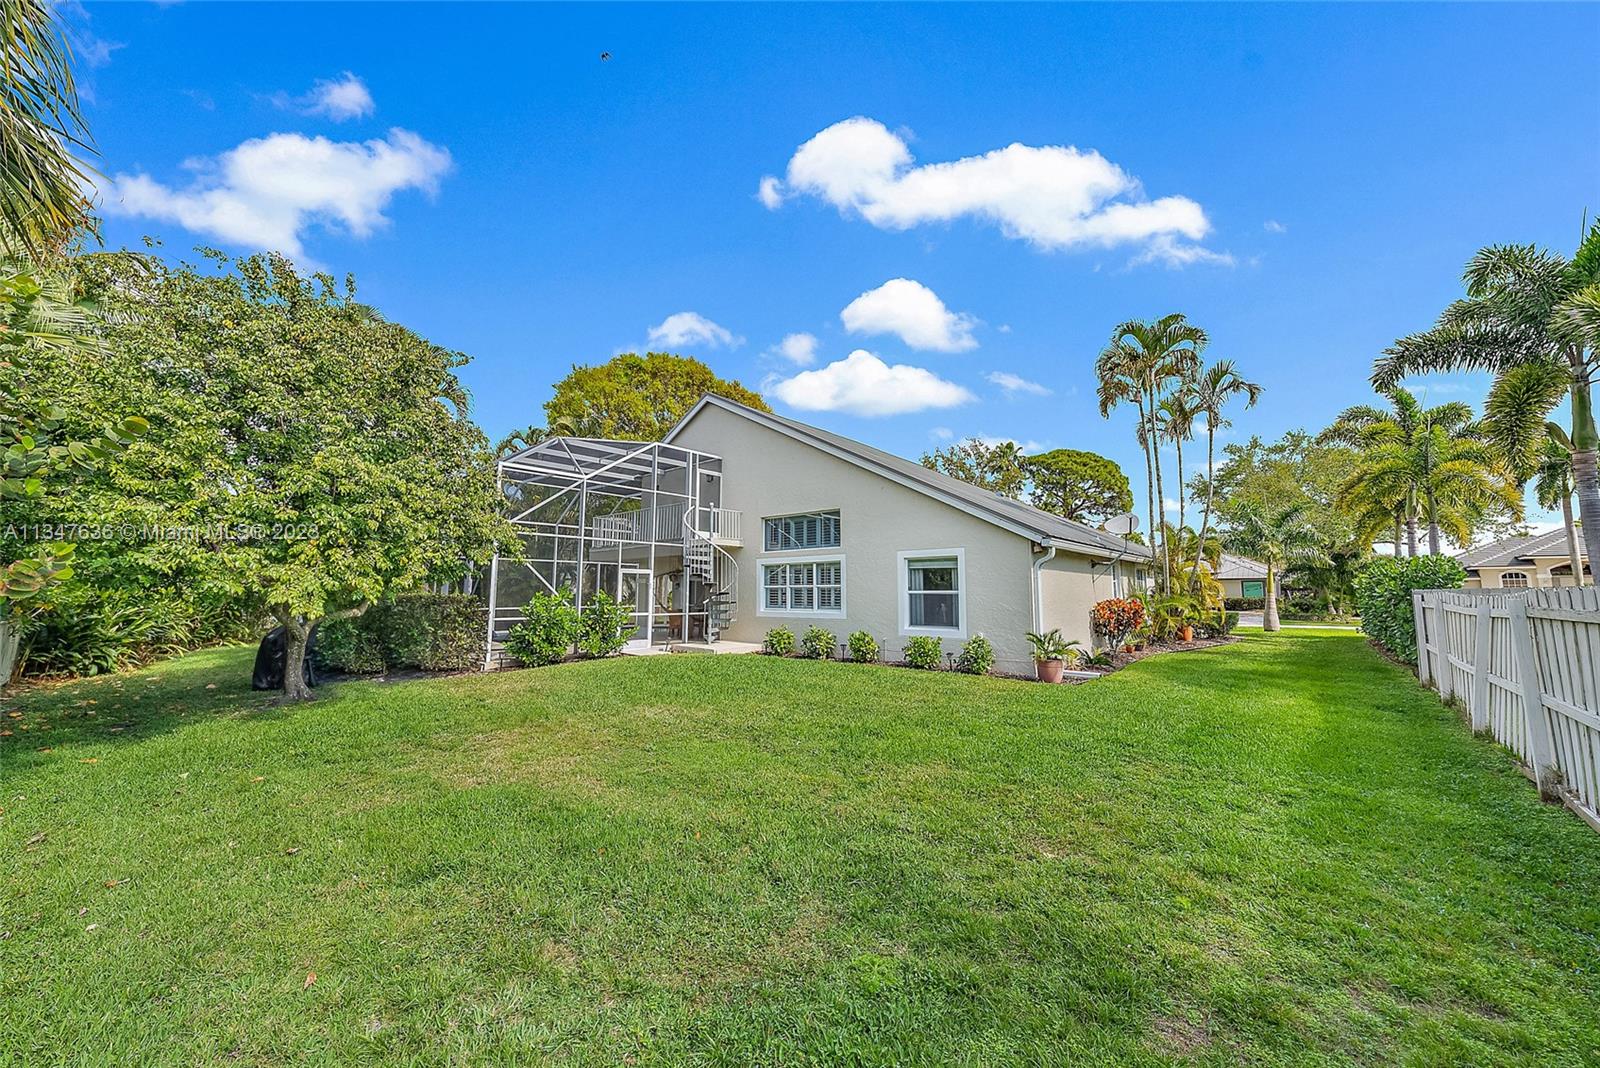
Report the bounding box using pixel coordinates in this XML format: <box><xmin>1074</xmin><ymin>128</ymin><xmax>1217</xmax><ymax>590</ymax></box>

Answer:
<box><xmin>1025</xmin><ymin>629</ymin><xmax>1079</xmax><ymax>683</ymax></box>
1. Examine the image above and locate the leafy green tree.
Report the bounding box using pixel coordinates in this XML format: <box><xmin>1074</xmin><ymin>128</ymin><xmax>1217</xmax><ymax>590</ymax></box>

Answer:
<box><xmin>545</xmin><ymin>352</ymin><xmax>768</xmax><ymax>441</ymax></box>
<box><xmin>1023</xmin><ymin>448</ymin><xmax>1132</xmax><ymax>525</ymax></box>
<box><xmin>920</xmin><ymin>437</ymin><xmax>1027</xmax><ymax>499</ymax></box>
<box><xmin>1372</xmin><ymin>222</ymin><xmax>1600</xmax><ymax>576</ymax></box>
<box><xmin>1096</xmin><ymin>314</ymin><xmax>1207</xmax><ymax>593</ymax></box>
<box><xmin>68</xmin><ymin>251</ymin><xmax>508</xmax><ymax>699</ymax></box>
<box><xmin>0</xmin><ymin>0</ymin><xmax>94</xmax><ymax>257</ymax></box>
<box><xmin>1225</xmin><ymin>503</ymin><xmax>1327</xmax><ymax>632</ymax></box>
<box><xmin>1186</xmin><ymin>360</ymin><xmax>1261</xmax><ymax>588</ymax></box>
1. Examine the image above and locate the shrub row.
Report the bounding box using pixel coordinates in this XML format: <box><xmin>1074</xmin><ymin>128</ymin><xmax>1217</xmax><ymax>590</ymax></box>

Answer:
<box><xmin>500</xmin><ymin>589</ymin><xmax>633</xmax><ymax>668</ymax></box>
<box><xmin>761</xmin><ymin>626</ymin><xmax>993</xmax><ymax>674</ymax></box>
<box><xmin>319</xmin><ymin>593</ymin><xmax>485</xmax><ymax>674</ymax></box>
<box><xmin>1351</xmin><ymin>555</ymin><xmax>1465</xmax><ymax>663</ymax></box>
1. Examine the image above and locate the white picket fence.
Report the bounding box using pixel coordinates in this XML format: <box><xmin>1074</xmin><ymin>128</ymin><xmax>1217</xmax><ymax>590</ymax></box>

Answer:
<box><xmin>1413</xmin><ymin>586</ymin><xmax>1600</xmax><ymax>832</ymax></box>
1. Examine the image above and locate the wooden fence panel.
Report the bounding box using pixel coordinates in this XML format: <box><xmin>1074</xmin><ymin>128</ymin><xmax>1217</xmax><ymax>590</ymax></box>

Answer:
<box><xmin>1411</xmin><ymin>586</ymin><xmax>1600</xmax><ymax>833</ymax></box>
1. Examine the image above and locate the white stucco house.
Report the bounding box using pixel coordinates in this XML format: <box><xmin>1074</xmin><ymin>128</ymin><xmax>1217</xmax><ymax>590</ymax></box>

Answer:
<box><xmin>1457</xmin><ymin>530</ymin><xmax>1590</xmax><ymax>589</ymax></box>
<box><xmin>1214</xmin><ymin>553</ymin><xmax>1274</xmax><ymax>601</ymax></box>
<box><xmin>487</xmin><ymin>394</ymin><xmax>1152</xmax><ymax>673</ymax></box>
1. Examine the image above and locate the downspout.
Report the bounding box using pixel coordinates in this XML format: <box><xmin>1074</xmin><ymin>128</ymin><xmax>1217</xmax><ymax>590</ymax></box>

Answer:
<box><xmin>1031</xmin><ymin>544</ymin><xmax>1057</xmax><ymax>633</ymax></box>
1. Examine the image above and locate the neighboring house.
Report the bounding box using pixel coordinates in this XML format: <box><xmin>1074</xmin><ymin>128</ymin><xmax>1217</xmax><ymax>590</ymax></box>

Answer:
<box><xmin>1214</xmin><ymin>553</ymin><xmax>1275</xmax><ymax>600</ymax></box>
<box><xmin>487</xmin><ymin>394</ymin><xmax>1153</xmax><ymax>672</ymax></box>
<box><xmin>1457</xmin><ymin>530</ymin><xmax>1590</xmax><ymax>589</ymax></box>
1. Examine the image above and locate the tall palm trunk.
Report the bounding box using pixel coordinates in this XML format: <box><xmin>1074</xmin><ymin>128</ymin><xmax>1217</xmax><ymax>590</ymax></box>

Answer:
<box><xmin>1174</xmin><ymin>433</ymin><xmax>1186</xmax><ymax>534</ymax></box>
<box><xmin>1570</xmin><ymin>380</ymin><xmax>1600</xmax><ymax>582</ymax></box>
<box><xmin>1563</xmin><ymin>492</ymin><xmax>1584</xmax><ymax>586</ymax></box>
<box><xmin>1136</xmin><ymin>398</ymin><xmax>1156</xmax><ymax>589</ymax></box>
<box><xmin>1393</xmin><ymin>510</ymin><xmax>1403</xmax><ymax>558</ymax></box>
<box><xmin>1426</xmin><ymin>489</ymin><xmax>1441</xmax><ymax>556</ymax></box>
<box><xmin>1189</xmin><ymin>421</ymin><xmax>1217</xmax><ymax>589</ymax></box>
<box><xmin>1262</xmin><ymin>565</ymin><xmax>1280</xmax><ymax>632</ymax></box>
<box><xmin>1147</xmin><ymin>382</ymin><xmax>1169</xmax><ymax>593</ymax></box>
<box><xmin>1405</xmin><ymin>513</ymin><xmax>1418</xmax><ymax>557</ymax></box>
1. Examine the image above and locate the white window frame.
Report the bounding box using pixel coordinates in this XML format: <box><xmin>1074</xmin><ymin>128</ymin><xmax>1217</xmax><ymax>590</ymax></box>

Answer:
<box><xmin>756</xmin><ymin>553</ymin><xmax>847</xmax><ymax>619</ymax></box>
<box><xmin>762</xmin><ymin>510</ymin><xmax>841</xmax><ymax>553</ymax></box>
<box><xmin>1501</xmin><ymin>571</ymin><xmax>1530</xmax><ymax>589</ymax></box>
<box><xmin>898</xmin><ymin>548</ymin><xmax>966</xmax><ymax>639</ymax></box>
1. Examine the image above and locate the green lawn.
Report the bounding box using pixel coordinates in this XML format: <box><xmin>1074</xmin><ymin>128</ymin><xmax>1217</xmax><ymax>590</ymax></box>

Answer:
<box><xmin>3</xmin><ymin>633</ymin><xmax>1598</xmax><ymax>1065</ymax></box>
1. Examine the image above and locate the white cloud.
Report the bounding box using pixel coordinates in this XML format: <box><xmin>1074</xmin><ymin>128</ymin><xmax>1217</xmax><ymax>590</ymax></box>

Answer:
<box><xmin>647</xmin><ymin>311</ymin><xmax>742</xmax><ymax>350</ymax></box>
<box><xmin>1163</xmin><ymin>497</ymin><xmax>1180</xmax><ymax>514</ymax></box>
<box><xmin>986</xmin><ymin>371</ymin><xmax>1051</xmax><ymax>397</ymax></box>
<box><xmin>769</xmin><ymin>332</ymin><xmax>818</xmax><ymax>366</ymax></box>
<box><xmin>757</xmin><ymin>175</ymin><xmax>785</xmax><ymax>210</ymax></box>
<box><xmin>769</xmin><ymin>349</ymin><xmax>974</xmax><ymax>417</ymax></box>
<box><xmin>762</xmin><ymin>116</ymin><xmax>1225</xmax><ymax>265</ymax></box>
<box><xmin>930</xmin><ymin>426</ymin><xmax>954</xmax><ymax>441</ymax></box>
<box><xmin>840</xmin><ymin>278</ymin><xmax>978</xmax><ymax>353</ymax></box>
<box><xmin>277</xmin><ymin>72</ymin><xmax>377</xmax><ymax>122</ymax></box>
<box><xmin>1263</xmin><ymin>219</ymin><xmax>1287</xmax><ymax>234</ymax></box>
<box><xmin>99</xmin><ymin>128</ymin><xmax>452</xmax><ymax>261</ymax></box>
<box><xmin>1131</xmin><ymin>235</ymin><xmax>1235</xmax><ymax>269</ymax></box>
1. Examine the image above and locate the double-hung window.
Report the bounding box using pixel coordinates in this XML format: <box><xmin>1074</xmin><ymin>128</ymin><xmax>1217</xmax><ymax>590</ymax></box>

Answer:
<box><xmin>764</xmin><ymin>511</ymin><xmax>840</xmax><ymax>552</ymax></box>
<box><xmin>899</xmin><ymin>549</ymin><xmax>966</xmax><ymax>637</ymax></box>
<box><xmin>760</xmin><ymin>558</ymin><xmax>844</xmax><ymax>616</ymax></box>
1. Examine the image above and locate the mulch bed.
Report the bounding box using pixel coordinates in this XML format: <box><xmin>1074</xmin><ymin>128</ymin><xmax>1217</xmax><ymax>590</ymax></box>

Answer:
<box><xmin>1100</xmin><ymin>635</ymin><xmax>1240</xmax><ymax>671</ymax></box>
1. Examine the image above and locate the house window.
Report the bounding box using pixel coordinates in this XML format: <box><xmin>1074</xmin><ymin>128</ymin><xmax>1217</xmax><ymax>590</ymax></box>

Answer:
<box><xmin>760</xmin><ymin>558</ymin><xmax>844</xmax><ymax>615</ymax></box>
<box><xmin>1501</xmin><ymin>571</ymin><xmax>1530</xmax><ymax>589</ymax></box>
<box><xmin>899</xmin><ymin>549</ymin><xmax>966</xmax><ymax>637</ymax></box>
<box><xmin>1242</xmin><ymin>580</ymin><xmax>1265</xmax><ymax>599</ymax></box>
<box><xmin>764</xmin><ymin>511</ymin><xmax>841</xmax><ymax>552</ymax></box>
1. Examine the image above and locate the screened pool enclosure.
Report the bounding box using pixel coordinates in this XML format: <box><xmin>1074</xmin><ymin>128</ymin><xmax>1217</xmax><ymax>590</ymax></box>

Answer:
<box><xmin>484</xmin><ymin>438</ymin><xmax>742</xmax><ymax>666</ymax></box>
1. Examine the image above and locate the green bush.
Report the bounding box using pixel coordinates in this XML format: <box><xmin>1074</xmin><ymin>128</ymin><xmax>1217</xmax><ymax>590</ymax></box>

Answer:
<box><xmin>504</xmin><ymin>589</ymin><xmax>581</xmax><ymax>667</ymax></box>
<box><xmin>318</xmin><ymin>594</ymin><xmax>486</xmax><ymax>674</ymax></box>
<box><xmin>1223</xmin><ymin>610</ymin><xmax>1240</xmax><ymax>635</ymax></box>
<box><xmin>578</xmin><ymin>589</ymin><xmax>634</xmax><ymax>658</ymax></box>
<box><xmin>799</xmin><ymin>626</ymin><xmax>836</xmax><ymax>660</ymax></box>
<box><xmin>954</xmin><ymin>635</ymin><xmax>995</xmax><ymax>675</ymax></box>
<box><xmin>1224</xmin><ymin>597</ymin><xmax>1266</xmax><ymax>611</ymax></box>
<box><xmin>846</xmin><ymin>630</ymin><xmax>878</xmax><ymax>663</ymax></box>
<box><xmin>1353</xmin><ymin>555</ymin><xmax>1466</xmax><ymax>662</ymax></box>
<box><xmin>17</xmin><ymin>584</ymin><xmax>262</xmax><ymax>679</ymax></box>
<box><xmin>903</xmin><ymin>635</ymin><xmax>943</xmax><ymax>670</ymax></box>
<box><xmin>763</xmin><ymin>626</ymin><xmax>796</xmax><ymax>656</ymax></box>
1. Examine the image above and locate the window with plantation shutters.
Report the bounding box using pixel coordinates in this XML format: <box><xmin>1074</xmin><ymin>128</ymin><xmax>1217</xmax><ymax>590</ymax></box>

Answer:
<box><xmin>760</xmin><ymin>558</ymin><xmax>844</xmax><ymax>615</ymax></box>
<box><xmin>764</xmin><ymin>511</ymin><xmax>841</xmax><ymax>551</ymax></box>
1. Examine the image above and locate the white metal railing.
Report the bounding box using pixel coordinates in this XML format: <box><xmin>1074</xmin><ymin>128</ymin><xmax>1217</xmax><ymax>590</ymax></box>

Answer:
<box><xmin>589</xmin><ymin>504</ymin><xmax>741</xmax><ymax>546</ymax></box>
<box><xmin>1413</xmin><ymin>586</ymin><xmax>1600</xmax><ymax>833</ymax></box>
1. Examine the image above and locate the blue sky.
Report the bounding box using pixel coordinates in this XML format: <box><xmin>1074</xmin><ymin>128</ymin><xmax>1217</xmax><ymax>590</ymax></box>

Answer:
<box><xmin>74</xmin><ymin>2</ymin><xmax>1600</xmax><ymax>529</ymax></box>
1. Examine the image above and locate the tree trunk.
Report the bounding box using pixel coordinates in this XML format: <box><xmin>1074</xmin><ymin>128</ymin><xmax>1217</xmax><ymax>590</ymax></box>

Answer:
<box><xmin>1148</xmin><ymin>384</ymin><xmax>1169</xmax><ymax>594</ymax></box>
<box><xmin>1563</xmin><ymin>492</ymin><xmax>1584</xmax><ymax>587</ymax></box>
<box><xmin>1138</xmin><ymin>398</ymin><xmax>1156</xmax><ymax>589</ymax></box>
<box><xmin>1405</xmin><ymin>513</ymin><xmax>1418</xmax><ymax>558</ymax></box>
<box><xmin>1393</xmin><ymin>510</ymin><xmax>1403</xmax><ymax>559</ymax></box>
<box><xmin>1189</xmin><ymin>423</ymin><xmax>1216</xmax><ymax>589</ymax></box>
<box><xmin>1263</xmin><ymin>566</ymin><xmax>1280</xmax><ymax>632</ymax></box>
<box><xmin>1174</xmin><ymin>434</ymin><xmax>1186</xmax><ymax>535</ymax></box>
<box><xmin>1426</xmin><ymin>490</ymin><xmax>1440</xmax><ymax>556</ymax></box>
<box><xmin>1570</xmin><ymin>380</ymin><xmax>1600</xmax><ymax>582</ymax></box>
<box><xmin>280</xmin><ymin>614</ymin><xmax>314</xmax><ymax>702</ymax></box>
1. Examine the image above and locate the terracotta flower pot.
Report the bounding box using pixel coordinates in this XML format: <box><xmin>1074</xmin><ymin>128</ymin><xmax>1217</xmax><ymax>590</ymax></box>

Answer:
<box><xmin>1179</xmin><ymin>624</ymin><xmax>1194</xmax><ymax>642</ymax></box>
<box><xmin>1035</xmin><ymin>658</ymin><xmax>1065</xmax><ymax>684</ymax></box>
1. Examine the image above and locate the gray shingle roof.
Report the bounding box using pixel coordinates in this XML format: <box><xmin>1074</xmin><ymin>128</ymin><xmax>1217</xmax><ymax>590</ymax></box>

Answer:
<box><xmin>669</xmin><ymin>395</ymin><xmax>1153</xmax><ymax>561</ymax></box>
<box><xmin>1456</xmin><ymin>530</ymin><xmax>1583</xmax><ymax>570</ymax></box>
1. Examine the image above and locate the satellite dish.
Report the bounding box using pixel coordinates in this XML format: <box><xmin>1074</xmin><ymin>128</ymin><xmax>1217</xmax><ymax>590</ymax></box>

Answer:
<box><xmin>1103</xmin><ymin>513</ymin><xmax>1139</xmax><ymax>535</ymax></box>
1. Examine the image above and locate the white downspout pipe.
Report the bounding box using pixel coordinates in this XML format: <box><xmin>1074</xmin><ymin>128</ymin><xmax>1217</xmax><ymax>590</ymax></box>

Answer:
<box><xmin>1031</xmin><ymin>544</ymin><xmax>1057</xmax><ymax>633</ymax></box>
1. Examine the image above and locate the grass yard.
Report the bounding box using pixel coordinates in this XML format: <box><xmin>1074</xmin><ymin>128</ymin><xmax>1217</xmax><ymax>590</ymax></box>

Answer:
<box><xmin>3</xmin><ymin>632</ymin><xmax>1598</xmax><ymax>1065</ymax></box>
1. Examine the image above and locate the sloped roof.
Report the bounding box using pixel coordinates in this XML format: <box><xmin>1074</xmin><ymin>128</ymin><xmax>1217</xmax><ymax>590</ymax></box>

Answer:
<box><xmin>666</xmin><ymin>395</ymin><xmax>1153</xmax><ymax>561</ymax></box>
<box><xmin>1213</xmin><ymin>553</ymin><xmax>1269</xmax><ymax>580</ymax></box>
<box><xmin>1456</xmin><ymin>530</ymin><xmax>1584</xmax><ymax>570</ymax></box>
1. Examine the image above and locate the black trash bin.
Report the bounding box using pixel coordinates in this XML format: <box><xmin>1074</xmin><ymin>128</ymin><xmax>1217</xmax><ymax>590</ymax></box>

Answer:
<box><xmin>251</xmin><ymin>625</ymin><xmax>320</xmax><ymax>691</ymax></box>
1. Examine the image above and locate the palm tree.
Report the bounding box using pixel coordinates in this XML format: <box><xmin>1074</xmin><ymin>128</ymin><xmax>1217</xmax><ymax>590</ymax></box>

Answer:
<box><xmin>1339</xmin><ymin>421</ymin><xmax>1519</xmax><ymax>556</ymax></box>
<box><xmin>1227</xmin><ymin>503</ymin><xmax>1326</xmax><ymax>632</ymax></box>
<box><xmin>1372</xmin><ymin>222</ymin><xmax>1600</xmax><ymax>573</ymax></box>
<box><xmin>1158</xmin><ymin>388</ymin><xmax>1199</xmax><ymax>533</ymax></box>
<box><xmin>1187</xmin><ymin>360</ymin><xmax>1261</xmax><ymax>587</ymax></box>
<box><xmin>1096</xmin><ymin>314</ymin><xmax>1207</xmax><ymax>593</ymax></box>
<box><xmin>1535</xmin><ymin>425</ymin><xmax>1585</xmax><ymax>585</ymax></box>
<box><xmin>1320</xmin><ymin>386</ymin><xmax>1478</xmax><ymax>555</ymax></box>
<box><xmin>1</xmin><ymin>0</ymin><xmax>95</xmax><ymax>257</ymax></box>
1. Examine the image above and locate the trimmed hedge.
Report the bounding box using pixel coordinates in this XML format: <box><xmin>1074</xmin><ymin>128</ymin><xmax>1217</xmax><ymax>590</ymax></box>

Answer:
<box><xmin>320</xmin><ymin>593</ymin><xmax>486</xmax><ymax>674</ymax></box>
<box><xmin>1352</xmin><ymin>555</ymin><xmax>1465</xmax><ymax>663</ymax></box>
